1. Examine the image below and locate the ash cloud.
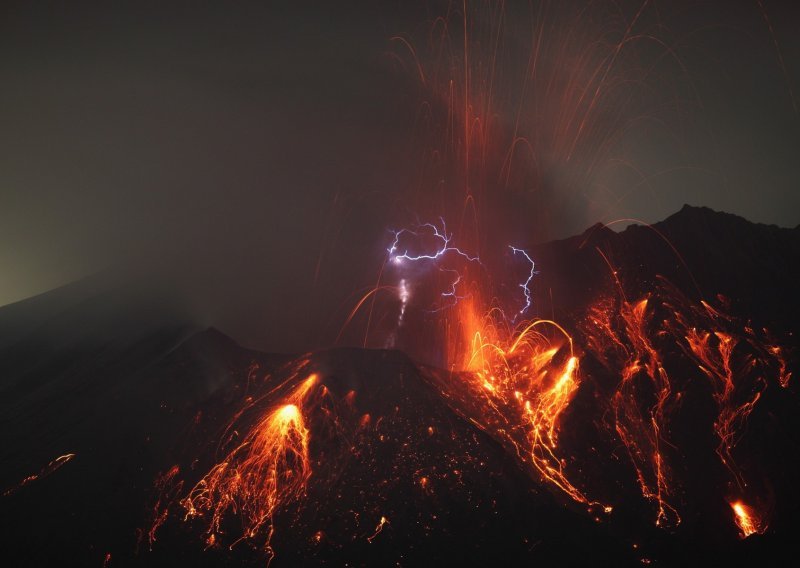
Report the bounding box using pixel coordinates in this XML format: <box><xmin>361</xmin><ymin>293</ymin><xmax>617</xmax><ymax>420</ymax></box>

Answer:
<box><xmin>1</xmin><ymin>0</ymin><xmax>798</xmax><ymax>352</ymax></box>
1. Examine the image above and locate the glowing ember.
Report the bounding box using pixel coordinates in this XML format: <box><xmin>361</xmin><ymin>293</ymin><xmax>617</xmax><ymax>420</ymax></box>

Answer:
<box><xmin>176</xmin><ymin>373</ymin><xmax>317</xmax><ymax>562</ymax></box>
<box><xmin>586</xmin><ymin>296</ymin><xmax>680</xmax><ymax>527</ymax></box>
<box><xmin>3</xmin><ymin>453</ymin><xmax>76</xmax><ymax>497</ymax></box>
<box><xmin>144</xmin><ymin>2</ymin><xmax>795</xmax><ymax>561</ymax></box>
<box><xmin>730</xmin><ymin>500</ymin><xmax>766</xmax><ymax>538</ymax></box>
<box><xmin>434</xmin><ymin>303</ymin><xmax>605</xmax><ymax>509</ymax></box>
<box><xmin>367</xmin><ymin>515</ymin><xmax>389</xmax><ymax>543</ymax></box>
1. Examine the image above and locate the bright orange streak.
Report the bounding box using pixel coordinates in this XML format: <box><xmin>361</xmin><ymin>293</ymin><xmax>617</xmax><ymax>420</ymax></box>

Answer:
<box><xmin>730</xmin><ymin>500</ymin><xmax>766</xmax><ymax>538</ymax></box>
<box><xmin>770</xmin><ymin>345</ymin><xmax>792</xmax><ymax>388</ymax></box>
<box><xmin>584</xmin><ymin>280</ymin><xmax>790</xmax><ymax>532</ymax></box>
<box><xmin>366</xmin><ymin>516</ymin><xmax>389</xmax><ymax>543</ymax></box>
<box><xmin>602</xmin><ymin>297</ymin><xmax>680</xmax><ymax>527</ymax></box>
<box><xmin>335</xmin><ymin>286</ymin><xmax>398</xmax><ymax>345</ymax></box>
<box><xmin>684</xmin><ymin>329</ymin><xmax>764</xmax><ymax>491</ymax></box>
<box><xmin>667</xmin><ymin>293</ymin><xmax>789</xmax><ymax>534</ymax></box>
<box><xmin>2</xmin><ymin>453</ymin><xmax>76</xmax><ymax>497</ymax></box>
<box><xmin>180</xmin><ymin>374</ymin><xmax>318</xmax><ymax>562</ymax></box>
<box><xmin>148</xmin><ymin>464</ymin><xmax>182</xmax><ymax>549</ymax></box>
<box><xmin>442</xmin><ymin>300</ymin><xmax>605</xmax><ymax>510</ymax></box>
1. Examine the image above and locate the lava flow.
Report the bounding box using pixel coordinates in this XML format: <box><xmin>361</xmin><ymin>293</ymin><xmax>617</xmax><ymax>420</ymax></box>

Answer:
<box><xmin>447</xmin><ymin>304</ymin><xmax>603</xmax><ymax>509</ymax></box>
<box><xmin>151</xmin><ymin>368</ymin><xmax>319</xmax><ymax>562</ymax></box>
<box><xmin>375</xmin><ymin>220</ymin><xmax>602</xmax><ymax>509</ymax></box>
<box><xmin>584</xmin><ymin>295</ymin><xmax>680</xmax><ymax>527</ymax></box>
<box><xmin>730</xmin><ymin>500</ymin><xmax>766</xmax><ymax>539</ymax></box>
<box><xmin>581</xmin><ymin>274</ymin><xmax>791</xmax><ymax>534</ymax></box>
<box><xmin>144</xmin><ymin>1</ymin><xmax>795</xmax><ymax>562</ymax></box>
<box><xmin>677</xmin><ymin>297</ymin><xmax>789</xmax><ymax>488</ymax></box>
<box><xmin>2</xmin><ymin>453</ymin><xmax>76</xmax><ymax>497</ymax></box>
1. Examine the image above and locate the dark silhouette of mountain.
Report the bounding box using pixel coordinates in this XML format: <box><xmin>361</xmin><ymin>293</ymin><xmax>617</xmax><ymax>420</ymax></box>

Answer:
<box><xmin>0</xmin><ymin>206</ymin><xmax>797</xmax><ymax>567</ymax></box>
<box><xmin>529</xmin><ymin>204</ymin><xmax>800</xmax><ymax>331</ymax></box>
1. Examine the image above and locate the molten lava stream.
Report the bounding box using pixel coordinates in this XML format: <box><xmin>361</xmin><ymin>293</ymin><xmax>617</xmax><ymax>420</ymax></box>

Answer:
<box><xmin>179</xmin><ymin>373</ymin><xmax>318</xmax><ymax>560</ymax></box>
<box><xmin>730</xmin><ymin>500</ymin><xmax>766</xmax><ymax>539</ymax></box>
<box><xmin>448</xmin><ymin>304</ymin><xmax>608</xmax><ymax>512</ymax></box>
<box><xmin>669</xmin><ymin>294</ymin><xmax>789</xmax><ymax>538</ymax></box>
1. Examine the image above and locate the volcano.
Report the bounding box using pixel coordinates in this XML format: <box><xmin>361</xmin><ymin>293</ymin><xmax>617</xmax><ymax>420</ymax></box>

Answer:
<box><xmin>1</xmin><ymin>206</ymin><xmax>797</xmax><ymax>567</ymax></box>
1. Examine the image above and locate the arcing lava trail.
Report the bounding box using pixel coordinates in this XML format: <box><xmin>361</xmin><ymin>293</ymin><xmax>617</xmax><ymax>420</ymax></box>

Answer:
<box><xmin>143</xmin><ymin>0</ymin><xmax>799</xmax><ymax>559</ymax></box>
<box><xmin>148</xmin><ymin>212</ymin><xmax>793</xmax><ymax>566</ymax></box>
<box><xmin>1</xmin><ymin>208</ymin><xmax>796</xmax><ymax>567</ymax></box>
<box><xmin>2</xmin><ymin>2</ymin><xmax>798</xmax><ymax>567</ymax></box>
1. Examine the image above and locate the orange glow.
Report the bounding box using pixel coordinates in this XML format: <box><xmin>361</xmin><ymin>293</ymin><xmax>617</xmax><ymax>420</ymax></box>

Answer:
<box><xmin>144</xmin><ymin>2</ymin><xmax>795</xmax><ymax>556</ymax></box>
<box><xmin>367</xmin><ymin>516</ymin><xmax>389</xmax><ymax>543</ymax></box>
<box><xmin>730</xmin><ymin>500</ymin><xmax>766</xmax><ymax>538</ymax></box>
<box><xmin>581</xmin><ymin>281</ymin><xmax>791</xmax><ymax>532</ymax></box>
<box><xmin>177</xmin><ymin>373</ymin><xmax>318</xmax><ymax>562</ymax></box>
<box><xmin>586</xmin><ymin>296</ymin><xmax>680</xmax><ymax>527</ymax></box>
<box><xmin>148</xmin><ymin>464</ymin><xmax>182</xmax><ymax>549</ymax></box>
<box><xmin>684</xmin><ymin>328</ymin><xmax>763</xmax><ymax>491</ymax></box>
<box><xmin>436</xmin><ymin>299</ymin><xmax>605</xmax><ymax>510</ymax></box>
<box><xmin>669</xmin><ymin>292</ymin><xmax>787</xmax><ymax>533</ymax></box>
<box><xmin>2</xmin><ymin>453</ymin><xmax>75</xmax><ymax>497</ymax></box>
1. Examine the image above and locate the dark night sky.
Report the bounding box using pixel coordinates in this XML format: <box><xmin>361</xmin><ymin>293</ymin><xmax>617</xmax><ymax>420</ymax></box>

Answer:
<box><xmin>1</xmin><ymin>0</ymin><xmax>798</xmax><ymax>351</ymax></box>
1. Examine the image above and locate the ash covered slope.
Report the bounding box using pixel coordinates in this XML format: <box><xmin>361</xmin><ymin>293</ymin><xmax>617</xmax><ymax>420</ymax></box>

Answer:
<box><xmin>161</xmin><ymin>346</ymin><xmax>635</xmax><ymax>567</ymax></box>
<box><xmin>0</xmin><ymin>205</ymin><xmax>798</xmax><ymax>567</ymax></box>
<box><xmin>0</xmin><ymin>297</ymin><xmax>287</xmax><ymax>565</ymax></box>
<box><xmin>0</xmin><ymin>326</ymin><xmax>632</xmax><ymax>567</ymax></box>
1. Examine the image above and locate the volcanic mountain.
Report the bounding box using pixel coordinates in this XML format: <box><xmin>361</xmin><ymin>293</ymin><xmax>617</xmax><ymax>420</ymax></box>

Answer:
<box><xmin>1</xmin><ymin>206</ymin><xmax>797</xmax><ymax>567</ymax></box>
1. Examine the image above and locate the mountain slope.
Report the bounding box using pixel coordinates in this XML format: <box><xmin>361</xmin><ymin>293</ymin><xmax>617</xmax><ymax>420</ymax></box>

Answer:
<box><xmin>0</xmin><ymin>206</ymin><xmax>797</xmax><ymax>567</ymax></box>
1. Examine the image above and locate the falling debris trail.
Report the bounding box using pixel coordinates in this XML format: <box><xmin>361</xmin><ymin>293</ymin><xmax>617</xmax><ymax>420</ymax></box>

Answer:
<box><xmin>3</xmin><ymin>454</ymin><xmax>76</xmax><ymax>497</ymax></box>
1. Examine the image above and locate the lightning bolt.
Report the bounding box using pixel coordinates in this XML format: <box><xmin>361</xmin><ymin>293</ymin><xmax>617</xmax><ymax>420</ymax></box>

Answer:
<box><xmin>441</xmin><ymin>270</ymin><xmax>463</xmax><ymax>299</ymax></box>
<box><xmin>510</xmin><ymin>246</ymin><xmax>536</xmax><ymax>317</ymax></box>
<box><xmin>427</xmin><ymin>269</ymin><xmax>469</xmax><ymax>312</ymax></box>
<box><xmin>387</xmin><ymin>218</ymin><xmax>480</xmax><ymax>311</ymax></box>
<box><xmin>387</xmin><ymin>218</ymin><xmax>481</xmax><ymax>264</ymax></box>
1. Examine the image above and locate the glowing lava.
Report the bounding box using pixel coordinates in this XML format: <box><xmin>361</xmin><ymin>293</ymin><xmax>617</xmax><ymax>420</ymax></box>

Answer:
<box><xmin>730</xmin><ymin>500</ymin><xmax>766</xmax><ymax>538</ymax></box>
<box><xmin>146</xmin><ymin>2</ymin><xmax>795</xmax><ymax>560</ymax></box>
<box><xmin>583</xmin><ymin>279</ymin><xmax>791</xmax><ymax>533</ymax></box>
<box><xmin>435</xmin><ymin>299</ymin><xmax>606</xmax><ymax>510</ymax></box>
<box><xmin>2</xmin><ymin>453</ymin><xmax>75</xmax><ymax>497</ymax></box>
<box><xmin>586</xmin><ymin>296</ymin><xmax>680</xmax><ymax>527</ymax></box>
<box><xmin>178</xmin><ymin>373</ymin><xmax>317</xmax><ymax>561</ymax></box>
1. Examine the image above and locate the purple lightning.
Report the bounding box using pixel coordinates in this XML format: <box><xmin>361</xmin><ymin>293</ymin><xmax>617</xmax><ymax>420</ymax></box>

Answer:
<box><xmin>427</xmin><ymin>269</ymin><xmax>469</xmax><ymax>312</ymax></box>
<box><xmin>386</xmin><ymin>218</ymin><xmax>480</xmax><ymax>314</ymax></box>
<box><xmin>510</xmin><ymin>246</ymin><xmax>536</xmax><ymax>317</ymax></box>
<box><xmin>387</xmin><ymin>218</ymin><xmax>481</xmax><ymax>264</ymax></box>
<box><xmin>441</xmin><ymin>270</ymin><xmax>463</xmax><ymax>299</ymax></box>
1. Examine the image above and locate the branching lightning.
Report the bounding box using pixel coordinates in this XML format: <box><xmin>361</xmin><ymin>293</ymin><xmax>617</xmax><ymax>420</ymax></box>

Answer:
<box><xmin>388</xmin><ymin>218</ymin><xmax>480</xmax><ymax>265</ymax></box>
<box><xmin>510</xmin><ymin>246</ymin><xmax>536</xmax><ymax>317</ymax></box>
<box><xmin>440</xmin><ymin>270</ymin><xmax>463</xmax><ymax>300</ymax></box>
<box><xmin>386</xmin><ymin>218</ymin><xmax>481</xmax><ymax>320</ymax></box>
